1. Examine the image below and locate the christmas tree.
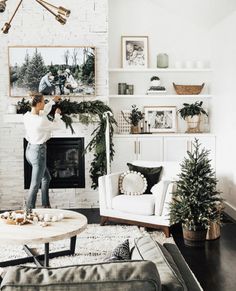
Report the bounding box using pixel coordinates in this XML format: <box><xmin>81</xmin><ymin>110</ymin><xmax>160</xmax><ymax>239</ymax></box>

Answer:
<box><xmin>24</xmin><ymin>49</ymin><xmax>46</xmax><ymax>91</ymax></box>
<box><xmin>17</xmin><ymin>51</ymin><xmax>30</xmax><ymax>87</ymax></box>
<box><xmin>170</xmin><ymin>139</ymin><xmax>222</xmax><ymax>231</ymax></box>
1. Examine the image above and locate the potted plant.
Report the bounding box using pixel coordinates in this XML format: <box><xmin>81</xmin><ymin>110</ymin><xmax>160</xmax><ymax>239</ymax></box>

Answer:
<box><xmin>170</xmin><ymin>139</ymin><xmax>222</xmax><ymax>247</ymax></box>
<box><xmin>178</xmin><ymin>101</ymin><xmax>208</xmax><ymax>133</ymax></box>
<box><xmin>150</xmin><ymin>76</ymin><xmax>161</xmax><ymax>87</ymax></box>
<box><xmin>122</xmin><ymin>105</ymin><xmax>144</xmax><ymax>134</ymax></box>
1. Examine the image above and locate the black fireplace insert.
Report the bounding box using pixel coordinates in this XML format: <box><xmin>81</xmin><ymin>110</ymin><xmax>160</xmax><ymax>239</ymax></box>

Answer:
<box><xmin>24</xmin><ymin>137</ymin><xmax>85</xmax><ymax>189</ymax></box>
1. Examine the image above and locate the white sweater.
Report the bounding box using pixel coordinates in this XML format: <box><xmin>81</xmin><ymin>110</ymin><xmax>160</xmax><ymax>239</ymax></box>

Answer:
<box><xmin>24</xmin><ymin>100</ymin><xmax>64</xmax><ymax>144</ymax></box>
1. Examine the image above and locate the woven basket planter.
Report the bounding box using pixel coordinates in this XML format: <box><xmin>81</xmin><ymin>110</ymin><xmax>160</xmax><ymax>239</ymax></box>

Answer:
<box><xmin>182</xmin><ymin>225</ymin><xmax>207</xmax><ymax>247</ymax></box>
<box><xmin>173</xmin><ymin>83</ymin><xmax>205</xmax><ymax>95</ymax></box>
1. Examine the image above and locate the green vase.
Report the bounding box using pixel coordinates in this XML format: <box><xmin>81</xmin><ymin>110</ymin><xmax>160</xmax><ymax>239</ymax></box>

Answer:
<box><xmin>157</xmin><ymin>53</ymin><xmax>169</xmax><ymax>68</ymax></box>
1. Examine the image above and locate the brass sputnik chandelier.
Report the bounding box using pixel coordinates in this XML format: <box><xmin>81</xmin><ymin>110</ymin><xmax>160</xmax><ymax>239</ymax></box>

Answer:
<box><xmin>0</xmin><ymin>0</ymin><xmax>71</xmax><ymax>34</ymax></box>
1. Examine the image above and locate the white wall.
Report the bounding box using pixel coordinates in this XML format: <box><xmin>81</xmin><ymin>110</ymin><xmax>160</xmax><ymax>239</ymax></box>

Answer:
<box><xmin>0</xmin><ymin>0</ymin><xmax>108</xmax><ymax>210</ymax></box>
<box><xmin>211</xmin><ymin>11</ymin><xmax>236</xmax><ymax>219</ymax></box>
<box><xmin>109</xmin><ymin>0</ymin><xmax>213</xmax><ymax>68</ymax></box>
<box><xmin>108</xmin><ymin>0</ymin><xmax>236</xmax><ymax>217</ymax></box>
<box><xmin>108</xmin><ymin>0</ymin><xmax>212</xmax><ymax>133</ymax></box>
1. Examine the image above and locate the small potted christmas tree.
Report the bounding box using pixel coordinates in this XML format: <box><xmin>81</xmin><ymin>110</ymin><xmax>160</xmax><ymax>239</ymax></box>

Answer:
<box><xmin>170</xmin><ymin>139</ymin><xmax>222</xmax><ymax>247</ymax></box>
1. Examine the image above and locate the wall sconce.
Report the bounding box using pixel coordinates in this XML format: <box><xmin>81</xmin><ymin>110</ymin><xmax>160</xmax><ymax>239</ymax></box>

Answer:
<box><xmin>2</xmin><ymin>0</ymin><xmax>23</xmax><ymax>34</ymax></box>
<box><xmin>36</xmin><ymin>0</ymin><xmax>70</xmax><ymax>25</ymax></box>
<box><xmin>1</xmin><ymin>0</ymin><xmax>71</xmax><ymax>34</ymax></box>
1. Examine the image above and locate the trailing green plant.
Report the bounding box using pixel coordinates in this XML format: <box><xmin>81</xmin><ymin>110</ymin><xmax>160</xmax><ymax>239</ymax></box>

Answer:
<box><xmin>170</xmin><ymin>139</ymin><xmax>223</xmax><ymax>231</ymax></box>
<box><xmin>178</xmin><ymin>101</ymin><xmax>208</xmax><ymax>119</ymax></box>
<box><xmin>17</xmin><ymin>98</ymin><xmax>117</xmax><ymax>189</ymax></box>
<box><xmin>121</xmin><ymin>104</ymin><xmax>144</xmax><ymax>126</ymax></box>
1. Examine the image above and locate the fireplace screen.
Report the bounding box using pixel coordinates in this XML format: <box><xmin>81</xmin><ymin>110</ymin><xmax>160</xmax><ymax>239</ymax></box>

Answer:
<box><xmin>24</xmin><ymin>138</ymin><xmax>85</xmax><ymax>189</ymax></box>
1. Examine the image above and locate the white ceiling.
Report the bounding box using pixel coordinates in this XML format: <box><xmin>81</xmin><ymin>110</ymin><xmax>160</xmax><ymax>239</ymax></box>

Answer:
<box><xmin>150</xmin><ymin>0</ymin><xmax>236</xmax><ymax>28</ymax></box>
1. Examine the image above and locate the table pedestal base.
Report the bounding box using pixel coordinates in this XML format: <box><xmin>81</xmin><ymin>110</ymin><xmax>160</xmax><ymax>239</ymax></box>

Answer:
<box><xmin>0</xmin><ymin>236</ymin><xmax>76</xmax><ymax>267</ymax></box>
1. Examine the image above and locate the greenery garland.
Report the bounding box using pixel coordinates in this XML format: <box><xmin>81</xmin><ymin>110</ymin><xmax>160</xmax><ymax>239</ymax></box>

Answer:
<box><xmin>17</xmin><ymin>98</ymin><xmax>117</xmax><ymax>189</ymax></box>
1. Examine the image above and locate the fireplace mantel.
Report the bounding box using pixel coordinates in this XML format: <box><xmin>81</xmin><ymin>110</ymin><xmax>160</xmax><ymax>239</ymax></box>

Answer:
<box><xmin>3</xmin><ymin>114</ymin><xmax>83</xmax><ymax>124</ymax></box>
<box><xmin>3</xmin><ymin>114</ymin><xmax>23</xmax><ymax>123</ymax></box>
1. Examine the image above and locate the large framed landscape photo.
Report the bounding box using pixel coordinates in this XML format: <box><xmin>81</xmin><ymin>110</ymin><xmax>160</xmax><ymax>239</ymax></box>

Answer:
<box><xmin>8</xmin><ymin>46</ymin><xmax>96</xmax><ymax>97</ymax></box>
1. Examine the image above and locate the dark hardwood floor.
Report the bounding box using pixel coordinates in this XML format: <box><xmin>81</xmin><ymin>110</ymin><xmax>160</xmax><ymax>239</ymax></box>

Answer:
<box><xmin>171</xmin><ymin>221</ymin><xmax>236</xmax><ymax>291</ymax></box>
<box><xmin>74</xmin><ymin>208</ymin><xmax>236</xmax><ymax>291</ymax></box>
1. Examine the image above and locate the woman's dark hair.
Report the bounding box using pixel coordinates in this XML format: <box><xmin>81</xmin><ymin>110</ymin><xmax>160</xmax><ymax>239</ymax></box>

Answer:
<box><xmin>30</xmin><ymin>92</ymin><xmax>43</xmax><ymax>107</ymax></box>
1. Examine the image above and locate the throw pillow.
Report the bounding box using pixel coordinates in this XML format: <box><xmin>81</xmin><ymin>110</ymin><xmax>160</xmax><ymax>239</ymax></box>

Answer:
<box><xmin>119</xmin><ymin>171</ymin><xmax>147</xmax><ymax>195</ymax></box>
<box><xmin>127</xmin><ymin>163</ymin><xmax>163</xmax><ymax>194</ymax></box>
<box><xmin>105</xmin><ymin>239</ymin><xmax>131</xmax><ymax>262</ymax></box>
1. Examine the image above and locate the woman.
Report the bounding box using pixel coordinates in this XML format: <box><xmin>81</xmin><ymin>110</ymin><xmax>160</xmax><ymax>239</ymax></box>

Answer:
<box><xmin>24</xmin><ymin>93</ymin><xmax>63</xmax><ymax>209</ymax></box>
<box><xmin>64</xmin><ymin>68</ymin><xmax>78</xmax><ymax>93</ymax></box>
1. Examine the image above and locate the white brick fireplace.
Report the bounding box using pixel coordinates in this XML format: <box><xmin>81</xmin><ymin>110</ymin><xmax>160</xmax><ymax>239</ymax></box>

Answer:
<box><xmin>0</xmin><ymin>0</ymin><xmax>108</xmax><ymax>210</ymax></box>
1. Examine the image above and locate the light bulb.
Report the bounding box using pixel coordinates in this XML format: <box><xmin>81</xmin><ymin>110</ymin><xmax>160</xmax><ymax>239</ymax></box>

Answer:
<box><xmin>2</xmin><ymin>22</ymin><xmax>11</xmax><ymax>33</ymax></box>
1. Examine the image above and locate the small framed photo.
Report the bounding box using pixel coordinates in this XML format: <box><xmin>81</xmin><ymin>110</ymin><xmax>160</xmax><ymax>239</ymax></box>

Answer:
<box><xmin>144</xmin><ymin>106</ymin><xmax>177</xmax><ymax>133</ymax></box>
<box><xmin>121</xmin><ymin>36</ymin><xmax>148</xmax><ymax>68</ymax></box>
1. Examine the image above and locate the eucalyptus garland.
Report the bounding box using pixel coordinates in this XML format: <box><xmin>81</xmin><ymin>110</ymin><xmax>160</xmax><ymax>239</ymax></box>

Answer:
<box><xmin>17</xmin><ymin>98</ymin><xmax>117</xmax><ymax>189</ymax></box>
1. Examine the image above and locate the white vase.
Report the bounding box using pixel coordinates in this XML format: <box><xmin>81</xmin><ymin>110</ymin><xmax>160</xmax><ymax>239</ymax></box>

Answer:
<box><xmin>150</xmin><ymin>80</ymin><xmax>161</xmax><ymax>87</ymax></box>
<box><xmin>186</xmin><ymin>115</ymin><xmax>201</xmax><ymax>133</ymax></box>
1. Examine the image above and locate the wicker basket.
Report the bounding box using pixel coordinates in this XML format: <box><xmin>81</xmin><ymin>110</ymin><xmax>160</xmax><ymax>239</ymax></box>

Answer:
<box><xmin>173</xmin><ymin>83</ymin><xmax>205</xmax><ymax>95</ymax></box>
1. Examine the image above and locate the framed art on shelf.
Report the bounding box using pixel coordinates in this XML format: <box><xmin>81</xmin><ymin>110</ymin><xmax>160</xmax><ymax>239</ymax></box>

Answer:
<box><xmin>121</xmin><ymin>36</ymin><xmax>148</xmax><ymax>68</ymax></box>
<box><xmin>144</xmin><ymin>106</ymin><xmax>177</xmax><ymax>133</ymax></box>
<box><xmin>8</xmin><ymin>46</ymin><xmax>96</xmax><ymax>97</ymax></box>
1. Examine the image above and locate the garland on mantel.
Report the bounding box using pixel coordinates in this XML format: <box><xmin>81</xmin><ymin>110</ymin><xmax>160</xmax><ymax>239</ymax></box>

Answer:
<box><xmin>17</xmin><ymin>98</ymin><xmax>117</xmax><ymax>189</ymax></box>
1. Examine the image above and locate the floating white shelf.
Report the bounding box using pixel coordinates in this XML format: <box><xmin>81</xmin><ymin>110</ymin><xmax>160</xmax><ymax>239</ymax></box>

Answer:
<box><xmin>109</xmin><ymin>94</ymin><xmax>212</xmax><ymax>99</ymax></box>
<box><xmin>109</xmin><ymin>68</ymin><xmax>212</xmax><ymax>73</ymax></box>
<box><xmin>113</xmin><ymin>133</ymin><xmax>215</xmax><ymax>137</ymax></box>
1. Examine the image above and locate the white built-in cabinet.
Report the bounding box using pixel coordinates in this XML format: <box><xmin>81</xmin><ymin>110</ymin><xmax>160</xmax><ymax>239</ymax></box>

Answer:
<box><xmin>111</xmin><ymin>136</ymin><xmax>163</xmax><ymax>172</ymax></box>
<box><xmin>163</xmin><ymin>136</ymin><xmax>215</xmax><ymax>162</ymax></box>
<box><xmin>111</xmin><ymin>134</ymin><xmax>215</xmax><ymax>172</ymax></box>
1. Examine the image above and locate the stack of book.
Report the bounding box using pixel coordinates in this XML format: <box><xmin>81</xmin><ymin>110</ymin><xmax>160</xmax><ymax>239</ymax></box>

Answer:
<box><xmin>146</xmin><ymin>86</ymin><xmax>166</xmax><ymax>95</ymax></box>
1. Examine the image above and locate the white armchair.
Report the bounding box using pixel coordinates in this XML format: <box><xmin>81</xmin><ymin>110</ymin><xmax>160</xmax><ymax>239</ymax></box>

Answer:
<box><xmin>98</xmin><ymin>161</ymin><xmax>180</xmax><ymax>237</ymax></box>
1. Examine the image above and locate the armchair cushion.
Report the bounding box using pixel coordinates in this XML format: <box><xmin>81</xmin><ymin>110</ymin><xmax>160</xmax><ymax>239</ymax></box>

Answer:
<box><xmin>104</xmin><ymin>172</ymin><xmax>122</xmax><ymax>208</ymax></box>
<box><xmin>112</xmin><ymin>194</ymin><xmax>155</xmax><ymax>216</ymax></box>
<box><xmin>127</xmin><ymin>163</ymin><xmax>163</xmax><ymax>194</ymax></box>
<box><xmin>151</xmin><ymin>180</ymin><xmax>172</xmax><ymax>216</ymax></box>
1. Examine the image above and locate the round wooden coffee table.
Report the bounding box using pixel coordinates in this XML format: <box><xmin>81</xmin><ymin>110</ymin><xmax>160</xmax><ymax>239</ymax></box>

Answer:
<box><xmin>0</xmin><ymin>209</ymin><xmax>87</xmax><ymax>267</ymax></box>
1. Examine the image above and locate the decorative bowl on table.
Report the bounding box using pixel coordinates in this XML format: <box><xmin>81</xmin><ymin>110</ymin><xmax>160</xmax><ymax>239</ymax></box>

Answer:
<box><xmin>0</xmin><ymin>210</ymin><xmax>65</xmax><ymax>226</ymax></box>
<box><xmin>173</xmin><ymin>83</ymin><xmax>205</xmax><ymax>95</ymax></box>
<box><xmin>0</xmin><ymin>210</ymin><xmax>36</xmax><ymax>225</ymax></box>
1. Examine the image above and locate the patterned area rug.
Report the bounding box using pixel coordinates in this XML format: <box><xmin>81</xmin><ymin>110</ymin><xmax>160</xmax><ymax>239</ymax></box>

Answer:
<box><xmin>0</xmin><ymin>224</ymin><xmax>174</xmax><ymax>267</ymax></box>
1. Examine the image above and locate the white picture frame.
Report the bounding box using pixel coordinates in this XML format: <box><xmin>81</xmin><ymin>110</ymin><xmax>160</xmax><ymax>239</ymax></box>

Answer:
<box><xmin>144</xmin><ymin>106</ymin><xmax>177</xmax><ymax>133</ymax></box>
<box><xmin>121</xmin><ymin>36</ymin><xmax>148</xmax><ymax>68</ymax></box>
